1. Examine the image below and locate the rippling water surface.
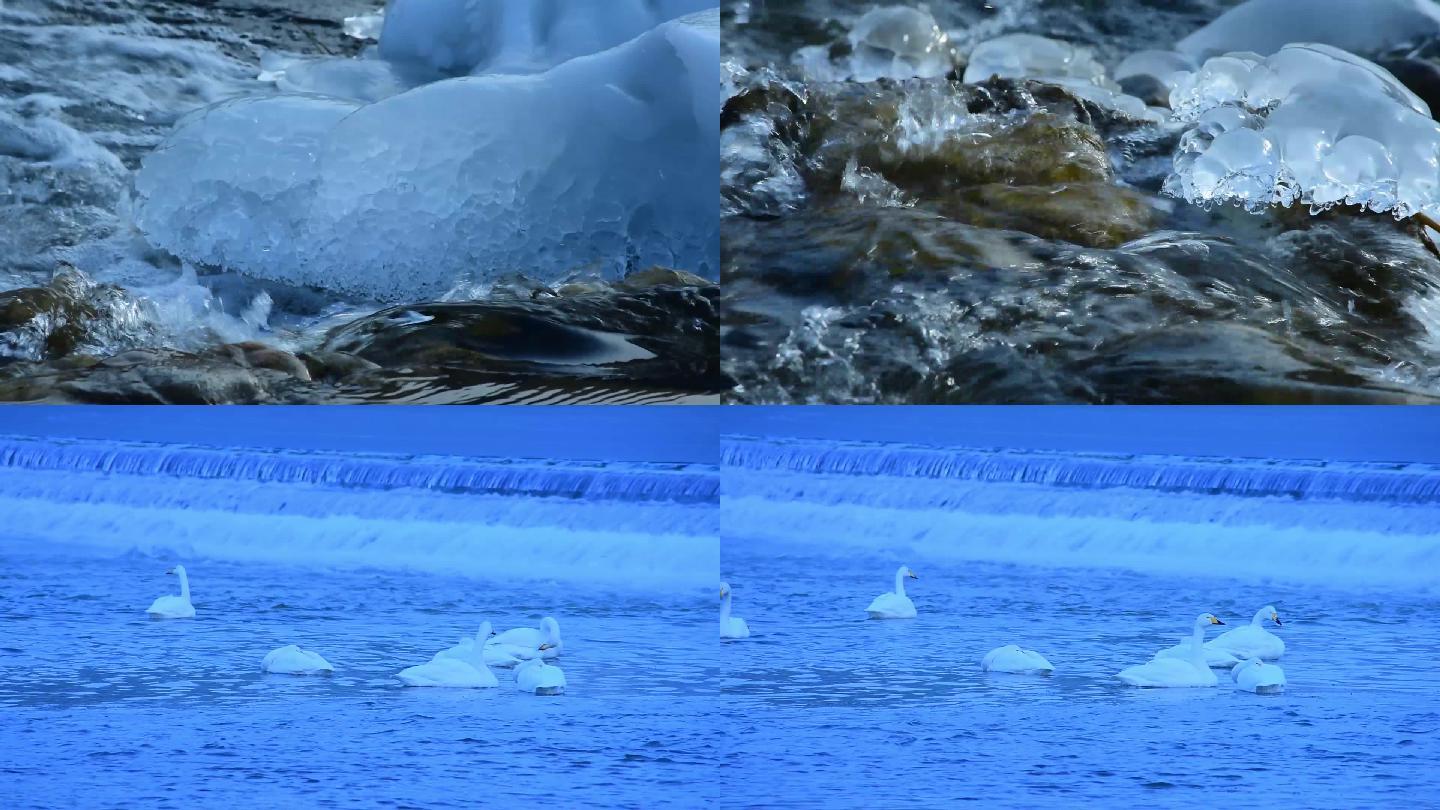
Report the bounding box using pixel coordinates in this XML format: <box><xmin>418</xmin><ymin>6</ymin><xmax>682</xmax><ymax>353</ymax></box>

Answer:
<box><xmin>0</xmin><ymin>548</ymin><xmax>715</xmax><ymax>808</ymax></box>
<box><xmin>718</xmin><ymin>548</ymin><xmax>1440</xmax><ymax>807</ymax></box>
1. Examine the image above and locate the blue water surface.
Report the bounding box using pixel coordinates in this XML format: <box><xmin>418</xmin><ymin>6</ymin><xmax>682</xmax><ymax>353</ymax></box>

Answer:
<box><xmin>719</xmin><ymin>547</ymin><xmax>1440</xmax><ymax>808</ymax></box>
<box><xmin>0</xmin><ymin>545</ymin><xmax>715</xmax><ymax>809</ymax></box>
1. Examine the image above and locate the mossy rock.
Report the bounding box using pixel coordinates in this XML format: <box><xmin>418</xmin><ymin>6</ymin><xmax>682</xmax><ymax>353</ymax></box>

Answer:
<box><xmin>942</xmin><ymin>182</ymin><xmax>1158</xmax><ymax>248</ymax></box>
<box><xmin>866</xmin><ymin>115</ymin><xmax>1113</xmax><ymax>194</ymax></box>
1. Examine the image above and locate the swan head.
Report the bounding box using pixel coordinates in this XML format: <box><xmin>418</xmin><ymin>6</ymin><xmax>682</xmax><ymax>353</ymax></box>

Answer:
<box><xmin>1195</xmin><ymin>613</ymin><xmax>1225</xmax><ymax>630</ymax></box>
<box><xmin>166</xmin><ymin>565</ymin><xmax>185</xmax><ymax>577</ymax></box>
<box><xmin>1256</xmin><ymin>605</ymin><xmax>1282</xmax><ymax>626</ymax></box>
<box><xmin>476</xmin><ymin>621</ymin><xmax>495</xmax><ymax>640</ymax></box>
<box><xmin>899</xmin><ymin>566</ymin><xmax>918</xmax><ymax>580</ymax></box>
<box><xmin>720</xmin><ymin>582</ymin><xmax>731</xmax><ymax>598</ymax></box>
<box><xmin>1231</xmin><ymin>656</ymin><xmax>1262</xmax><ymax>678</ymax></box>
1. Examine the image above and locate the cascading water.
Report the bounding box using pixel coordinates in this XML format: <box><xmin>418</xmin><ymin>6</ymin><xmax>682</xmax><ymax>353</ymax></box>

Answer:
<box><xmin>723</xmin><ymin>434</ymin><xmax>1440</xmax><ymax>592</ymax></box>
<box><xmin>0</xmin><ymin>435</ymin><xmax>716</xmax><ymax>591</ymax></box>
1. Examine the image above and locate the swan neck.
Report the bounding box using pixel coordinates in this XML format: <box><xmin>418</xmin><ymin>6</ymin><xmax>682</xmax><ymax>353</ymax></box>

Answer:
<box><xmin>720</xmin><ymin>592</ymin><xmax>732</xmax><ymax>625</ymax></box>
<box><xmin>1251</xmin><ymin>608</ymin><xmax>1268</xmax><ymax>626</ymax></box>
<box><xmin>894</xmin><ymin>569</ymin><xmax>906</xmax><ymax>597</ymax></box>
<box><xmin>1189</xmin><ymin>622</ymin><xmax>1206</xmax><ymax>664</ymax></box>
<box><xmin>177</xmin><ymin>569</ymin><xmax>190</xmax><ymax>600</ymax></box>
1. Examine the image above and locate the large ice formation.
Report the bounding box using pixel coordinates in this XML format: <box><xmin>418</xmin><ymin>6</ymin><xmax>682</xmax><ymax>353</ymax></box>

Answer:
<box><xmin>1178</xmin><ymin>0</ymin><xmax>1440</xmax><ymax>59</ymax></box>
<box><xmin>1163</xmin><ymin>44</ymin><xmax>1440</xmax><ymax>220</ymax></box>
<box><xmin>134</xmin><ymin>7</ymin><xmax>720</xmax><ymax>301</ymax></box>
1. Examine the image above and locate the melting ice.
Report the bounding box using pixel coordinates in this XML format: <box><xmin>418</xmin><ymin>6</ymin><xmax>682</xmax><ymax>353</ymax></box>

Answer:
<box><xmin>1164</xmin><ymin>44</ymin><xmax>1440</xmax><ymax>220</ymax></box>
<box><xmin>133</xmin><ymin>3</ymin><xmax>720</xmax><ymax>302</ymax></box>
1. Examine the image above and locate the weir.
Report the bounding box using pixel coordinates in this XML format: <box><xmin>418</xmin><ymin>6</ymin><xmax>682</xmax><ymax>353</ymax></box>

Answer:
<box><xmin>722</xmin><ymin>435</ymin><xmax>1440</xmax><ymax>505</ymax></box>
<box><xmin>0</xmin><ymin>435</ymin><xmax>717</xmax><ymax>590</ymax></box>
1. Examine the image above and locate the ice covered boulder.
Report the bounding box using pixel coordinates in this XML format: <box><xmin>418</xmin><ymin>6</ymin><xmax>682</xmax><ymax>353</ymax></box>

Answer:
<box><xmin>792</xmin><ymin>5</ymin><xmax>953</xmax><ymax>82</ymax></box>
<box><xmin>1163</xmin><ymin>44</ymin><xmax>1440</xmax><ymax>220</ymax></box>
<box><xmin>134</xmin><ymin>10</ymin><xmax>720</xmax><ymax>301</ymax></box>
<box><xmin>963</xmin><ymin>34</ymin><xmax>1106</xmax><ymax>87</ymax></box>
<box><xmin>962</xmin><ymin>34</ymin><xmax>1158</xmax><ymax>120</ymax></box>
<box><xmin>378</xmin><ymin>0</ymin><xmax>714</xmax><ymax>76</ymax></box>
<box><xmin>845</xmin><ymin>6</ymin><xmax>953</xmax><ymax>82</ymax></box>
<box><xmin>1178</xmin><ymin>0</ymin><xmax>1440</xmax><ymax>59</ymax></box>
<box><xmin>1114</xmin><ymin>49</ymin><xmax>1198</xmax><ymax>105</ymax></box>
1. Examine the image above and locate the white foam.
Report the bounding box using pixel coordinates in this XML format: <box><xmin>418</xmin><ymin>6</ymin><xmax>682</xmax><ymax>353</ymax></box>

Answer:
<box><xmin>723</xmin><ymin>436</ymin><xmax>1440</xmax><ymax>594</ymax></box>
<box><xmin>0</xmin><ymin>436</ymin><xmax>717</xmax><ymax>593</ymax></box>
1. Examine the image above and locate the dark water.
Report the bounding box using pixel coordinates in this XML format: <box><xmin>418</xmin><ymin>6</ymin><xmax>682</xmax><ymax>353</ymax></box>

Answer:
<box><xmin>0</xmin><ymin>548</ymin><xmax>716</xmax><ymax>808</ymax></box>
<box><xmin>721</xmin><ymin>0</ymin><xmax>1440</xmax><ymax>404</ymax></box>
<box><xmin>718</xmin><ymin>547</ymin><xmax>1440</xmax><ymax>807</ymax></box>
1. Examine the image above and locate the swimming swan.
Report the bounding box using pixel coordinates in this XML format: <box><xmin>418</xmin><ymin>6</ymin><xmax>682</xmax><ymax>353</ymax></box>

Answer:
<box><xmin>1152</xmin><ymin>635</ymin><xmax>1241</xmax><ymax>668</ymax></box>
<box><xmin>515</xmin><ymin>657</ymin><xmax>567</xmax><ymax>696</ymax></box>
<box><xmin>262</xmin><ymin>645</ymin><xmax>334</xmax><ymax>674</ymax></box>
<box><xmin>488</xmin><ymin>617</ymin><xmax>563</xmax><ymax>662</ymax></box>
<box><xmin>397</xmin><ymin>657</ymin><xmax>498</xmax><ymax>688</ymax></box>
<box><xmin>866</xmin><ymin>565</ymin><xmax>919</xmax><ymax>619</ymax></box>
<box><xmin>434</xmin><ymin>621</ymin><xmax>499</xmax><ymax>668</ymax></box>
<box><xmin>1116</xmin><ymin>613</ymin><xmax>1225</xmax><ymax>688</ymax></box>
<box><xmin>146</xmin><ymin>565</ymin><xmax>196</xmax><ymax>619</ymax></box>
<box><xmin>1231</xmin><ymin>657</ymin><xmax>1287</xmax><ymax>694</ymax></box>
<box><xmin>720</xmin><ymin>582</ymin><xmax>750</xmax><ymax>639</ymax></box>
<box><xmin>1207</xmin><ymin>605</ymin><xmax>1285</xmax><ymax>660</ymax></box>
<box><xmin>981</xmin><ymin>645</ymin><xmax>1055</xmax><ymax>674</ymax></box>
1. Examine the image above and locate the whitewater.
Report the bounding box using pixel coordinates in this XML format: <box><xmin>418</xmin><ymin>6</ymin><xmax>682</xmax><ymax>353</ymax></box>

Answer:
<box><xmin>0</xmin><ymin>434</ymin><xmax>717</xmax><ymax>589</ymax></box>
<box><xmin>723</xmin><ymin>434</ymin><xmax>1440</xmax><ymax>593</ymax></box>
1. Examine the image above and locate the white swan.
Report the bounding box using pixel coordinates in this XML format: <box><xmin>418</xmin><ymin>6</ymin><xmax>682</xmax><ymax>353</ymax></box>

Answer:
<box><xmin>720</xmin><ymin>582</ymin><xmax>750</xmax><ymax>639</ymax></box>
<box><xmin>397</xmin><ymin>657</ymin><xmax>498</xmax><ymax>688</ymax></box>
<box><xmin>146</xmin><ymin>565</ymin><xmax>196</xmax><ymax>619</ymax></box>
<box><xmin>981</xmin><ymin>644</ymin><xmax>1055</xmax><ymax>674</ymax></box>
<box><xmin>487</xmin><ymin>616</ymin><xmax>563</xmax><ymax>662</ymax></box>
<box><xmin>434</xmin><ymin>621</ymin><xmax>498</xmax><ymax>667</ymax></box>
<box><xmin>515</xmin><ymin>657</ymin><xmax>566</xmax><ymax>696</ymax></box>
<box><xmin>1152</xmin><ymin>635</ymin><xmax>1241</xmax><ymax>668</ymax></box>
<box><xmin>1207</xmin><ymin>605</ymin><xmax>1285</xmax><ymax>660</ymax></box>
<box><xmin>865</xmin><ymin>565</ymin><xmax>919</xmax><ymax>619</ymax></box>
<box><xmin>1116</xmin><ymin>613</ymin><xmax>1225</xmax><ymax>688</ymax></box>
<box><xmin>262</xmin><ymin>645</ymin><xmax>334</xmax><ymax>674</ymax></box>
<box><xmin>1231</xmin><ymin>657</ymin><xmax>1287</xmax><ymax>694</ymax></box>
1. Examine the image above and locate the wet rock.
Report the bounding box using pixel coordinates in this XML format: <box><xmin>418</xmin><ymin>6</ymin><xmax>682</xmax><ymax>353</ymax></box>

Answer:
<box><xmin>321</xmin><ymin>285</ymin><xmax>722</xmax><ymax>391</ymax></box>
<box><xmin>1078</xmin><ymin>323</ymin><xmax>1440</xmax><ymax>404</ymax></box>
<box><xmin>942</xmin><ymin>182</ymin><xmax>1158</xmax><ymax>248</ymax></box>
<box><xmin>0</xmin><ymin>267</ymin><xmax>152</xmax><ymax>361</ymax></box>
<box><xmin>298</xmin><ymin>350</ymin><xmax>381</xmax><ymax>383</ymax></box>
<box><xmin>617</xmin><ymin>266</ymin><xmax>713</xmax><ymax>290</ymax></box>
<box><xmin>859</xmin><ymin>113</ymin><xmax>1114</xmax><ymax>194</ymax></box>
<box><xmin>0</xmin><ymin>346</ymin><xmax>321</xmax><ymax>404</ymax></box>
<box><xmin>215</xmin><ymin>341</ymin><xmax>312</xmax><ymax>382</ymax></box>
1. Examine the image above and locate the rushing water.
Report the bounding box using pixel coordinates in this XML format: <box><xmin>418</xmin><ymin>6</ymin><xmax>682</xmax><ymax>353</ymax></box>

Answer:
<box><xmin>718</xmin><ymin>433</ymin><xmax>1440</xmax><ymax>805</ymax></box>
<box><xmin>0</xmin><ymin>434</ymin><xmax>719</xmax><ymax>807</ymax></box>
<box><xmin>721</xmin><ymin>0</ymin><xmax>1440</xmax><ymax>404</ymax></box>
